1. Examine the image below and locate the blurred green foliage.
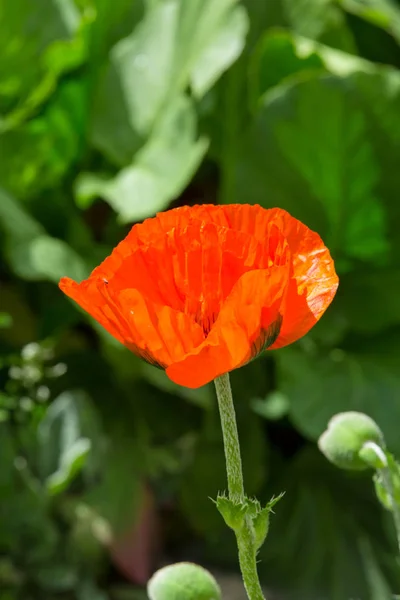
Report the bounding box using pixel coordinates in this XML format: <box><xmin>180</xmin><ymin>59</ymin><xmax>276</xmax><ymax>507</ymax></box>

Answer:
<box><xmin>1</xmin><ymin>0</ymin><xmax>400</xmax><ymax>598</ymax></box>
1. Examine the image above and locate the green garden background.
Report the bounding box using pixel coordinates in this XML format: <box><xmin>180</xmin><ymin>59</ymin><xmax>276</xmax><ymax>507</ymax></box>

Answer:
<box><xmin>1</xmin><ymin>0</ymin><xmax>400</xmax><ymax>598</ymax></box>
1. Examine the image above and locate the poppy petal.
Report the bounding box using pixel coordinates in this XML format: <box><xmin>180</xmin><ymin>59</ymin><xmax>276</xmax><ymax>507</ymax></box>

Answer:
<box><xmin>59</xmin><ymin>277</ymin><xmax>127</xmax><ymax>344</ymax></box>
<box><xmin>267</xmin><ymin>211</ymin><xmax>338</xmax><ymax>348</ymax></box>
<box><xmin>197</xmin><ymin>204</ymin><xmax>338</xmax><ymax>348</ymax></box>
<box><xmin>117</xmin><ymin>288</ymin><xmax>205</xmax><ymax>367</ymax></box>
<box><xmin>166</xmin><ymin>265</ymin><xmax>290</xmax><ymax>388</ymax></box>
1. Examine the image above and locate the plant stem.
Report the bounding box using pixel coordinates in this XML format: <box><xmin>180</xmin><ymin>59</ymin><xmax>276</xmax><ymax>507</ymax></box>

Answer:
<box><xmin>381</xmin><ymin>465</ymin><xmax>400</xmax><ymax>554</ymax></box>
<box><xmin>365</xmin><ymin>442</ymin><xmax>400</xmax><ymax>555</ymax></box>
<box><xmin>214</xmin><ymin>374</ymin><xmax>266</xmax><ymax>600</ymax></box>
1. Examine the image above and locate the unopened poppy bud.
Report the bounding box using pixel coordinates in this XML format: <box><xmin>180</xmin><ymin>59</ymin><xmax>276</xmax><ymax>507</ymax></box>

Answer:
<box><xmin>147</xmin><ymin>562</ymin><xmax>221</xmax><ymax>600</ymax></box>
<box><xmin>318</xmin><ymin>411</ymin><xmax>385</xmax><ymax>471</ymax></box>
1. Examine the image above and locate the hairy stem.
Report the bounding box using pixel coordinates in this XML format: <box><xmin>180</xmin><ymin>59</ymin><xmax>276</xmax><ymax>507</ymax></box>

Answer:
<box><xmin>364</xmin><ymin>441</ymin><xmax>400</xmax><ymax>555</ymax></box>
<box><xmin>214</xmin><ymin>374</ymin><xmax>266</xmax><ymax>600</ymax></box>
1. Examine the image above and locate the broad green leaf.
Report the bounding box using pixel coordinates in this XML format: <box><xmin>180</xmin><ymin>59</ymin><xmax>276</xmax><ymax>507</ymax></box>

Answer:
<box><xmin>277</xmin><ymin>339</ymin><xmax>400</xmax><ymax>455</ymax></box>
<box><xmin>83</xmin><ymin>0</ymin><xmax>144</xmax><ymax>60</ymax></box>
<box><xmin>90</xmin><ymin>62</ymin><xmax>143</xmax><ymax>166</ymax></box>
<box><xmin>105</xmin><ymin>0</ymin><xmax>248</xmax><ymax>136</ymax></box>
<box><xmin>339</xmin><ymin>0</ymin><xmax>400</xmax><ymax>42</ymax></box>
<box><xmin>38</xmin><ymin>391</ymin><xmax>100</xmax><ymax>495</ymax></box>
<box><xmin>8</xmin><ymin>235</ymin><xmax>87</xmax><ymax>282</ymax></box>
<box><xmin>189</xmin><ymin>5</ymin><xmax>249</xmax><ymax>98</ymax></box>
<box><xmin>282</xmin><ymin>0</ymin><xmax>355</xmax><ymax>50</ymax></box>
<box><xmin>0</xmin><ymin>189</ymin><xmax>89</xmax><ymax>283</ymax></box>
<box><xmin>0</xmin><ymin>187</ymin><xmax>44</xmax><ymax>242</ymax></box>
<box><xmin>232</xmin><ymin>70</ymin><xmax>398</xmax><ymax>266</ymax></box>
<box><xmin>249</xmin><ymin>30</ymin><xmax>376</xmax><ymax>104</ymax></box>
<box><xmin>77</xmin><ymin>96</ymin><xmax>208</xmax><ymax>222</ymax></box>
<box><xmin>249</xmin><ymin>30</ymin><xmax>324</xmax><ymax>104</ymax></box>
<box><xmin>0</xmin><ymin>0</ymin><xmax>81</xmax><ymax>118</ymax></box>
<box><xmin>112</xmin><ymin>0</ymin><xmax>179</xmax><ymax>135</ymax></box>
<box><xmin>0</xmin><ymin>79</ymin><xmax>88</xmax><ymax>199</ymax></box>
<box><xmin>46</xmin><ymin>438</ymin><xmax>91</xmax><ymax>496</ymax></box>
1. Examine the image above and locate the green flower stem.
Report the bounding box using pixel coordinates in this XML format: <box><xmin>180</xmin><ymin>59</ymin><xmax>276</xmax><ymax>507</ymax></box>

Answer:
<box><xmin>381</xmin><ymin>465</ymin><xmax>400</xmax><ymax>554</ymax></box>
<box><xmin>214</xmin><ymin>374</ymin><xmax>266</xmax><ymax>600</ymax></box>
<box><xmin>366</xmin><ymin>442</ymin><xmax>400</xmax><ymax>555</ymax></box>
<box><xmin>363</xmin><ymin>441</ymin><xmax>400</xmax><ymax>553</ymax></box>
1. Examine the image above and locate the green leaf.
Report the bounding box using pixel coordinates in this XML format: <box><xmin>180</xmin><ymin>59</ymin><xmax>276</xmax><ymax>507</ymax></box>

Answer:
<box><xmin>232</xmin><ymin>69</ymin><xmax>399</xmax><ymax>266</ymax></box>
<box><xmin>339</xmin><ymin>0</ymin><xmax>400</xmax><ymax>42</ymax></box>
<box><xmin>10</xmin><ymin>235</ymin><xmax>88</xmax><ymax>282</ymax></box>
<box><xmin>251</xmin><ymin>391</ymin><xmax>290</xmax><ymax>421</ymax></box>
<box><xmin>189</xmin><ymin>5</ymin><xmax>249</xmax><ymax>98</ymax></box>
<box><xmin>249</xmin><ymin>29</ymin><xmax>324</xmax><ymax>104</ymax></box>
<box><xmin>112</xmin><ymin>0</ymin><xmax>180</xmax><ymax>135</ymax></box>
<box><xmin>46</xmin><ymin>438</ymin><xmax>91</xmax><ymax>496</ymax></box>
<box><xmin>90</xmin><ymin>0</ymin><xmax>248</xmax><ymax>163</ymax></box>
<box><xmin>252</xmin><ymin>494</ymin><xmax>284</xmax><ymax>550</ymax></box>
<box><xmin>0</xmin><ymin>79</ymin><xmax>88</xmax><ymax>199</ymax></box>
<box><xmin>335</xmin><ymin>269</ymin><xmax>400</xmax><ymax>334</ymax></box>
<box><xmin>38</xmin><ymin>391</ymin><xmax>100</xmax><ymax>495</ymax></box>
<box><xmin>90</xmin><ymin>62</ymin><xmax>143</xmax><ymax>166</ymax></box>
<box><xmin>0</xmin><ymin>0</ymin><xmax>80</xmax><ymax>116</ymax></box>
<box><xmin>0</xmin><ymin>187</ymin><xmax>44</xmax><ymax>242</ymax></box>
<box><xmin>249</xmin><ymin>29</ymin><xmax>376</xmax><ymax>104</ymax></box>
<box><xmin>0</xmin><ymin>189</ymin><xmax>89</xmax><ymax>283</ymax></box>
<box><xmin>277</xmin><ymin>340</ymin><xmax>400</xmax><ymax>456</ymax></box>
<box><xmin>215</xmin><ymin>494</ymin><xmax>248</xmax><ymax>530</ymax></box>
<box><xmin>77</xmin><ymin>96</ymin><xmax>208</xmax><ymax>222</ymax></box>
<box><xmin>109</xmin><ymin>0</ymin><xmax>248</xmax><ymax>135</ymax></box>
<box><xmin>281</xmin><ymin>0</ymin><xmax>355</xmax><ymax>50</ymax></box>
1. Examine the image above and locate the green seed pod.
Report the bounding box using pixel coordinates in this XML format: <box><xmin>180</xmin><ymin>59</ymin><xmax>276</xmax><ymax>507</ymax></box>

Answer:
<box><xmin>318</xmin><ymin>411</ymin><xmax>385</xmax><ymax>471</ymax></box>
<box><xmin>147</xmin><ymin>562</ymin><xmax>222</xmax><ymax>600</ymax></box>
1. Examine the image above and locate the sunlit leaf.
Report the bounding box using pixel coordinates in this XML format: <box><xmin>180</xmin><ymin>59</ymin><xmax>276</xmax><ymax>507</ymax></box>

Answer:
<box><xmin>339</xmin><ymin>0</ymin><xmax>400</xmax><ymax>42</ymax></box>
<box><xmin>77</xmin><ymin>95</ymin><xmax>208</xmax><ymax>222</ymax></box>
<box><xmin>281</xmin><ymin>0</ymin><xmax>355</xmax><ymax>50</ymax></box>
<box><xmin>0</xmin><ymin>0</ymin><xmax>80</xmax><ymax>116</ymax></box>
<box><xmin>232</xmin><ymin>69</ymin><xmax>400</xmax><ymax>265</ymax></box>
<box><xmin>0</xmin><ymin>80</ymin><xmax>88</xmax><ymax>198</ymax></box>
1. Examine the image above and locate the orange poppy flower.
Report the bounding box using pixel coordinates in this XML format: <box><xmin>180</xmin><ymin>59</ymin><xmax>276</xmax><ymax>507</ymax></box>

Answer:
<box><xmin>59</xmin><ymin>205</ymin><xmax>338</xmax><ymax>388</ymax></box>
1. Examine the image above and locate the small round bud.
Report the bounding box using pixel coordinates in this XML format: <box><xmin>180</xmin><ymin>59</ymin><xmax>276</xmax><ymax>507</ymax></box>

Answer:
<box><xmin>318</xmin><ymin>411</ymin><xmax>384</xmax><ymax>471</ymax></box>
<box><xmin>147</xmin><ymin>562</ymin><xmax>222</xmax><ymax>600</ymax></box>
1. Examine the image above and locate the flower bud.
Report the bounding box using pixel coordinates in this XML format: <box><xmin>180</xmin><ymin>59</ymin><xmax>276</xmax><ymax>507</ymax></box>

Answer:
<box><xmin>147</xmin><ymin>562</ymin><xmax>222</xmax><ymax>600</ymax></box>
<box><xmin>318</xmin><ymin>411</ymin><xmax>385</xmax><ymax>470</ymax></box>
